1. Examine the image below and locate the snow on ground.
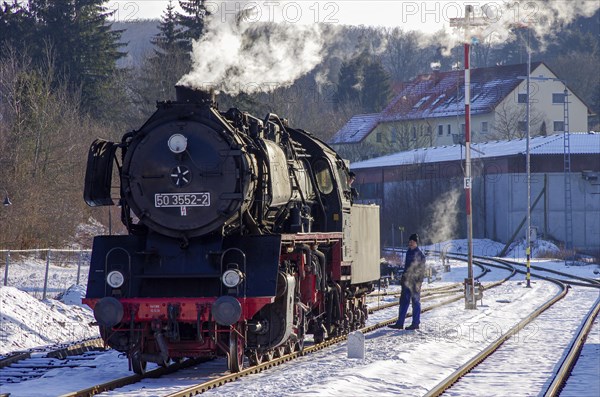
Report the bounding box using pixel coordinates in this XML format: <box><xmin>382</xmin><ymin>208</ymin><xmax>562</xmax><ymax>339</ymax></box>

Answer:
<box><xmin>2</xmin><ymin>254</ymin><xmax>90</xmax><ymax>299</ymax></box>
<box><xmin>0</xmin><ymin>285</ymin><xmax>98</xmax><ymax>356</ymax></box>
<box><xmin>0</xmin><ymin>239</ymin><xmax>598</xmax><ymax>397</ymax></box>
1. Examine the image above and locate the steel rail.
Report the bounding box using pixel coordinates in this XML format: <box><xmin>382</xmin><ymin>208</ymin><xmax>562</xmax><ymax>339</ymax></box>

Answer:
<box><xmin>58</xmin><ymin>357</ymin><xmax>211</xmax><ymax>397</ymax></box>
<box><xmin>424</xmin><ymin>265</ymin><xmax>568</xmax><ymax>397</ymax></box>
<box><xmin>0</xmin><ymin>338</ymin><xmax>104</xmax><ymax>369</ymax></box>
<box><xmin>164</xmin><ymin>258</ymin><xmax>516</xmax><ymax>397</ymax></box>
<box><xmin>59</xmin><ymin>256</ymin><xmax>514</xmax><ymax>397</ymax></box>
<box><xmin>544</xmin><ymin>295</ymin><xmax>600</xmax><ymax>396</ymax></box>
<box><xmin>439</xmin><ymin>251</ymin><xmax>599</xmax><ymax>288</ymax></box>
<box><xmin>492</xmin><ymin>257</ymin><xmax>600</xmax><ymax>288</ymax></box>
<box><xmin>369</xmin><ymin>288</ymin><xmax>465</xmax><ymax>312</ymax></box>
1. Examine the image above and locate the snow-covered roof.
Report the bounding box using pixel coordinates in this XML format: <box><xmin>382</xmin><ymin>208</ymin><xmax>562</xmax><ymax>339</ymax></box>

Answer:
<box><xmin>331</xmin><ymin>62</ymin><xmax>551</xmax><ymax>145</ymax></box>
<box><xmin>351</xmin><ymin>132</ymin><xmax>600</xmax><ymax>169</ymax></box>
<box><xmin>380</xmin><ymin>62</ymin><xmax>541</xmax><ymax>122</ymax></box>
<box><xmin>329</xmin><ymin>113</ymin><xmax>380</xmax><ymax>144</ymax></box>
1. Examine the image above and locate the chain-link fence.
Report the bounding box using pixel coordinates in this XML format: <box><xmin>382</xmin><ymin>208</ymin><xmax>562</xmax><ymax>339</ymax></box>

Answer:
<box><xmin>1</xmin><ymin>249</ymin><xmax>91</xmax><ymax>299</ymax></box>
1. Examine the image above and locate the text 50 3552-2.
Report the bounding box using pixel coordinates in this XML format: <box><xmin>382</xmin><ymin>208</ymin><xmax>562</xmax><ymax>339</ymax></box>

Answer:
<box><xmin>154</xmin><ymin>193</ymin><xmax>210</xmax><ymax>207</ymax></box>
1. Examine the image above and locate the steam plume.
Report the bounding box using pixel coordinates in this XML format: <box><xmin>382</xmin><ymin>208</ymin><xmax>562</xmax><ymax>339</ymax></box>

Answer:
<box><xmin>432</xmin><ymin>0</ymin><xmax>600</xmax><ymax>54</ymax></box>
<box><xmin>178</xmin><ymin>1</ymin><xmax>324</xmax><ymax>95</ymax></box>
<box><xmin>426</xmin><ymin>188</ymin><xmax>461</xmax><ymax>243</ymax></box>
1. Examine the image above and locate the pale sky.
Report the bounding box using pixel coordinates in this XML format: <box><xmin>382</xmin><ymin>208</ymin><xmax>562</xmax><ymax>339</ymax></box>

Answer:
<box><xmin>106</xmin><ymin>0</ymin><xmax>503</xmax><ymax>34</ymax></box>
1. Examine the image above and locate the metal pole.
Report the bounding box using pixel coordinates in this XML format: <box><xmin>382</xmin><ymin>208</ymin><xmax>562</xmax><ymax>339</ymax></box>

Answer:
<box><xmin>42</xmin><ymin>250</ymin><xmax>51</xmax><ymax>300</ymax></box>
<box><xmin>450</xmin><ymin>4</ymin><xmax>487</xmax><ymax>309</ymax></box>
<box><xmin>464</xmin><ymin>32</ymin><xmax>476</xmax><ymax>309</ymax></box>
<box><xmin>525</xmin><ymin>33</ymin><xmax>532</xmax><ymax>288</ymax></box>
<box><xmin>399</xmin><ymin>227</ymin><xmax>404</xmax><ymax>249</ymax></box>
<box><xmin>76</xmin><ymin>250</ymin><xmax>83</xmax><ymax>285</ymax></box>
<box><xmin>3</xmin><ymin>251</ymin><xmax>9</xmax><ymax>286</ymax></box>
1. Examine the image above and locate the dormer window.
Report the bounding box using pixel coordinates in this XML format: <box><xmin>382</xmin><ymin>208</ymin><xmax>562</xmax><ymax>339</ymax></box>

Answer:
<box><xmin>412</xmin><ymin>96</ymin><xmax>430</xmax><ymax>109</ymax></box>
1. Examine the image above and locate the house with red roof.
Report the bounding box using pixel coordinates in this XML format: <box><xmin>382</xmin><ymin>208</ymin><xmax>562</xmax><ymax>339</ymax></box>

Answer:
<box><xmin>330</xmin><ymin>62</ymin><xmax>591</xmax><ymax>162</ymax></box>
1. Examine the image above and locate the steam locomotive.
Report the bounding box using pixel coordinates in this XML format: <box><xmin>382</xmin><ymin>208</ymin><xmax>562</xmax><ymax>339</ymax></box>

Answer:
<box><xmin>82</xmin><ymin>86</ymin><xmax>380</xmax><ymax>373</ymax></box>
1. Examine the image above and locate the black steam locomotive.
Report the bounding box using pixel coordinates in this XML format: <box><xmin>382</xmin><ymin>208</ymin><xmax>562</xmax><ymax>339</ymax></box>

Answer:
<box><xmin>83</xmin><ymin>86</ymin><xmax>380</xmax><ymax>373</ymax></box>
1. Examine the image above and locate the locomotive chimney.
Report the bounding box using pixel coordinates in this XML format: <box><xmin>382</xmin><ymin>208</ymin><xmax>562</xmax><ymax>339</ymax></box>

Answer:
<box><xmin>175</xmin><ymin>85</ymin><xmax>216</xmax><ymax>104</ymax></box>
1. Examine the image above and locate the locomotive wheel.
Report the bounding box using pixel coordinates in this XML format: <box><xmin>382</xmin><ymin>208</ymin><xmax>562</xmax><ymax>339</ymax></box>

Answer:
<box><xmin>131</xmin><ymin>351</ymin><xmax>147</xmax><ymax>375</ymax></box>
<box><xmin>296</xmin><ymin>309</ymin><xmax>306</xmax><ymax>353</ymax></box>
<box><xmin>248</xmin><ymin>350</ymin><xmax>262</xmax><ymax>366</ymax></box>
<box><xmin>228</xmin><ymin>331</ymin><xmax>244</xmax><ymax>373</ymax></box>
<box><xmin>296</xmin><ymin>337</ymin><xmax>304</xmax><ymax>353</ymax></box>
<box><xmin>275</xmin><ymin>345</ymin><xmax>286</xmax><ymax>358</ymax></box>
<box><xmin>265</xmin><ymin>349</ymin><xmax>275</xmax><ymax>361</ymax></box>
<box><xmin>314</xmin><ymin>326</ymin><xmax>325</xmax><ymax>344</ymax></box>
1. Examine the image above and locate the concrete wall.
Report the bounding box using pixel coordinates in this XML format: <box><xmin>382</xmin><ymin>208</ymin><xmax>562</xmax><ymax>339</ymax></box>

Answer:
<box><xmin>485</xmin><ymin>172</ymin><xmax>600</xmax><ymax>251</ymax></box>
<box><xmin>359</xmin><ymin>169</ymin><xmax>599</xmax><ymax>254</ymax></box>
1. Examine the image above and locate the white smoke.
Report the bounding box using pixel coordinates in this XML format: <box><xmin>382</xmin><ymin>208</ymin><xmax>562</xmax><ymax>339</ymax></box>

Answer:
<box><xmin>426</xmin><ymin>188</ymin><xmax>462</xmax><ymax>244</ymax></box>
<box><xmin>431</xmin><ymin>0</ymin><xmax>600</xmax><ymax>53</ymax></box>
<box><xmin>178</xmin><ymin>1</ymin><xmax>325</xmax><ymax>95</ymax></box>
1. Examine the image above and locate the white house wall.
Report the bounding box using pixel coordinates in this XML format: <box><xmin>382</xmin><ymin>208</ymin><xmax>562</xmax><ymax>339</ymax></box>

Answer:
<box><xmin>431</xmin><ymin>114</ymin><xmax>496</xmax><ymax>146</ymax></box>
<box><xmin>495</xmin><ymin>64</ymin><xmax>589</xmax><ymax>136</ymax></box>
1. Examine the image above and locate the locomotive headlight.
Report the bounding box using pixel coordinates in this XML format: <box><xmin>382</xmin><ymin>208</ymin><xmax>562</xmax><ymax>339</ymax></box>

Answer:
<box><xmin>222</xmin><ymin>269</ymin><xmax>244</xmax><ymax>288</ymax></box>
<box><xmin>106</xmin><ymin>270</ymin><xmax>125</xmax><ymax>288</ymax></box>
<box><xmin>168</xmin><ymin>133</ymin><xmax>188</xmax><ymax>154</ymax></box>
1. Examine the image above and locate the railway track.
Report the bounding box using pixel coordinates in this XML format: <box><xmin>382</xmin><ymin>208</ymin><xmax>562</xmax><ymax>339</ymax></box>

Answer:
<box><xmin>62</xmin><ymin>260</ymin><xmax>510</xmax><ymax>396</ymax></box>
<box><xmin>424</xmin><ymin>258</ymin><xmax>600</xmax><ymax>397</ymax></box>
<box><xmin>6</xmin><ymin>255</ymin><xmax>596</xmax><ymax>396</ymax></box>
<box><xmin>0</xmin><ymin>338</ymin><xmax>105</xmax><ymax>384</ymax></box>
<box><xmin>36</xmin><ymin>283</ymin><xmax>475</xmax><ymax>397</ymax></box>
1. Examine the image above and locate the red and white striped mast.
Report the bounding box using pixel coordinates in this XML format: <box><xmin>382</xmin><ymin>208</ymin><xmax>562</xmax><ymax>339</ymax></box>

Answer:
<box><xmin>451</xmin><ymin>5</ymin><xmax>486</xmax><ymax>310</ymax></box>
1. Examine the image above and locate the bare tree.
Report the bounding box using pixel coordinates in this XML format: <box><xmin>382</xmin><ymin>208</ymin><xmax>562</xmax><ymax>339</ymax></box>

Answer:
<box><xmin>0</xmin><ymin>46</ymin><xmax>116</xmax><ymax>248</ymax></box>
<box><xmin>490</xmin><ymin>102</ymin><xmax>545</xmax><ymax>140</ymax></box>
<box><xmin>549</xmin><ymin>51</ymin><xmax>600</xmax><ymax>130</ymax></box>
<box><xmin>382</xmin><ymin>28</ymin><xmax>429</xmax><ymax>83</ymax></box>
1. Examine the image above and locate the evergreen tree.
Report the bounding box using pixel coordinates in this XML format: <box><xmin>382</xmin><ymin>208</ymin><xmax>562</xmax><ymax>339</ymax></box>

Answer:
<box><xmin>24</xmin><ymin>0</ymin><xmax>125</xmax><ymax>116</ymax></box>
<box><xmin>134</xmin><ymin>0</ymin><xmax>190</xmax><ymax>111</ymax></box>
<box><xmin>362</xmin><ymin>59</ymin><xmax>391</xmax><ymax>113</ymax></box>
<box><xmin>335</xmin><ymin>60</ymin><xmax>362</xmax><ymax>108</ymax></box>
<box><xmin>335</xmin><ymin>51</ymin><xmax>391</xmax><ymax>113</ymax></box>
<box><xmin>152</xmin><ymin>0</ymin><xmax>186</xmax><ymax>53</ymax></box>
<box><xmin>0</xmin><ymin>1</ymin><xmax>35</xmax><ymax>53</ymax></box>
<box><xmin>177</xmin><ymin>0</ymin><xmax>210</xmax><ymax>48</ymax></box>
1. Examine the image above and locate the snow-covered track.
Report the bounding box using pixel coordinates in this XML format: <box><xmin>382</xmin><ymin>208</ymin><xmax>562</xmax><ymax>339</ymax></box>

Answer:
<box><xmin>424</xmin><ymin>264</ymin><xmax>571</xmax><ymax>397</ymax></box>
<box><xmin>543</xmin><ymin>295</ymin><xmax>600</xmax><ymax>396</ymax></box>
<box><xmin>58</xmin><ymin>357</ymin><xmax>211</xmax><ymax>397</ymax></box>
<box><xmin>146</xmin><ymin>260</ymin><xmax>516</xmax><ymax>397</ymax></box>
<box><xmin>492</xmin><ymin>257</ymin><xmax>600</xmax><ymax>288</ymax></box>
<box><xmin>0</xmin><ymin>338</ymin><xmax>104</xmax><ymax>384</ymax></box>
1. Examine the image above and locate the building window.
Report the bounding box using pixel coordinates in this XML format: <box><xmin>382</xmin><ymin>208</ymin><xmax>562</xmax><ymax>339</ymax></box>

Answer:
<box><xmin>481</xmin><ymin>121</ymin><xmax>488</xmax><ymax>133</ymax></box>
<box><xmin>438</xmin><ymin>125</ymin><xmax>443</xmax><ymax>136</ymax></box>
<box><xmin>460</xmin><ymin>124</ymin><xmax>465</xmax><ymax>135</ymax></box>
<box><xmin>518</xmin><ymin>93</ymin><xmax>528</xmax><ymax>103</ymax></box>
<box><xmin>554</xmin><ymin>121</ymin><xmax>565</xmax><ymax>132</ymax></box>
<box><xmin>518</xmin><ymin>121</ymin><xmax>527</xmax><ymax>133</ymax></box>
<box><xmin>412</xmin><ymin>126</ymin><xmax>417</xmax><ymax>138</ymax></box>
<box><xmin>376</xmin><ymin>132</ymin><xmax>382</xmax><ymax>142</ymax></box>
<box><xmin>427</xmin><ymin>125</ymin><xmax>432</xmax><ymax>136</ymax></box>
<box><xmin>552</xmin><ymin>93</ymin><xmax>566</xmax><ymax>104</ymax></box>
<box><xmin>391</xmin><ymin>130</ymin><xmax>396</xmax><ymax>143</ymax></box>
<box><xmin>447</xmin><ymin>124</ymin><xmax>451</xmax><ymax>135</ymax></box>
<box><xmin>413</xmin><ymin>96</ymin><xmax>429</xmax><ymax>109</ymax></box>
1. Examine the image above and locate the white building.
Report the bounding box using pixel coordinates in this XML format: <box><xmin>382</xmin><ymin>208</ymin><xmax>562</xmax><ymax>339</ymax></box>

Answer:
<box><xmin>331</xmin><ymin>62</ymin><xmax>592</xmax><ymax>162</ymax></box>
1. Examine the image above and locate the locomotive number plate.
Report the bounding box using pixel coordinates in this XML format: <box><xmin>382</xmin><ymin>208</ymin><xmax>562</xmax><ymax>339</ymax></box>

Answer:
<box><xmin>155</xmin><ymin>192</ymin><xmax>210</xmax><ymax>207</ymax></box>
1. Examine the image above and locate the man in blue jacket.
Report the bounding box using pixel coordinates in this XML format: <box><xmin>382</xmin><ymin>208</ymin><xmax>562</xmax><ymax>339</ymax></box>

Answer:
<box><xmin>389</xmin><ymin>233</ymin><xmax>426</xmax><ymax>330</ymax></box>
